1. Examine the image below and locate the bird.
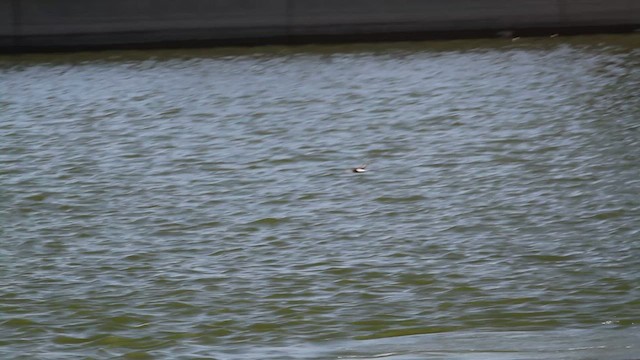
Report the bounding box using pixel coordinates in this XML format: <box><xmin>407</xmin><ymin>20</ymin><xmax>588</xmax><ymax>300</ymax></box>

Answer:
<box><xmin>352</xmin><ymin>164</ymin><xmax>368</xmax><ymax>173</ymax></box>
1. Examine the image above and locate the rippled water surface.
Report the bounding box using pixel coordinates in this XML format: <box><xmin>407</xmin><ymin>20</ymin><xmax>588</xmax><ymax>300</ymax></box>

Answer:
<box><xmin>1</xmin><ymin>35</ymin><xmax>639</xmax><ymax>359</ymax></box>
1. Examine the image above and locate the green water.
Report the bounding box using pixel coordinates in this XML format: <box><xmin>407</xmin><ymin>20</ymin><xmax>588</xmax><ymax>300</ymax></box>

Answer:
<box><xmin>1</xmin><ymin>35</ymin><xmax>639</xmax><ymax>359</ymax></box>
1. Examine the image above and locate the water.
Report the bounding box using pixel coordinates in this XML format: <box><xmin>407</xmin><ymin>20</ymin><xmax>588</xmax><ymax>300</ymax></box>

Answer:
<box><xmin>1</xmin><ymin>35</ymin><xmax>639</xmax><ymax>359</ymax></box>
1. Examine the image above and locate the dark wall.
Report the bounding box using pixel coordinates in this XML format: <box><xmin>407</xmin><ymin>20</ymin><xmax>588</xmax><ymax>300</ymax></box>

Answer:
<box><xmin>1</xmin><ymin>0</ymin><xmax>638</xmax><ymax>52</ymax></box>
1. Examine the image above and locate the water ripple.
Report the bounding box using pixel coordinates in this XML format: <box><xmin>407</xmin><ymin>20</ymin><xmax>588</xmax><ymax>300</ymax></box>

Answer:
<box><xmin>1</xmin><ymin>35</ymin><xmax>639</xmax><ymax>359</ymax></box>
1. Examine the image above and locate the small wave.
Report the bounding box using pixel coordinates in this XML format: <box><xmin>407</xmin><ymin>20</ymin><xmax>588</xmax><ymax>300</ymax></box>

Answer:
<box><xmin>245</xmin><ymin>217</ymin><xmax>291</xmax><ymax>226</ymax></box>
<box><xmin>374</xmin><ymin>195</ymin><xmax>425</xmax><ymax>203</ymax></box>
<box><xmin>1</xmin><ymin>317</ymin><xmax>41</xmax><ymax>327</ymax></box>
<box><xmin>356</xmin><ymin>326</ymin><xmax>459</xmax><ymax>340</ymax></box>
<box><xmin>53</xmin><ymin>335</ymin><xmax>92</xmax><ymax>345</ymax></box>
<box><xmin>522</xmin><ymin>254</ymin><xmax>576</xmax><ymax>262</ymax></box>
<box><xmin>23</xmin><ymin>192</ymin><xmax>51</xmax><ymax>201</ymax></box>
<box><xmin>590</xmin><ymin>208</ymin><xmax>626</xmax><ymax>220</ymax></box>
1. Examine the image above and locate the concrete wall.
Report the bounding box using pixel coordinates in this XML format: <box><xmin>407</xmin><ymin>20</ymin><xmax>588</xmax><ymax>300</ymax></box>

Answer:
<box><xmin>1</xmin><ymin>0</ymin><xmax>638</xmax><ymax>52</ymax></box>
<box><xmin>561</xmin><ymin>0</ymin><xmax>639</xmax><ymax>25</ymax></box>
<box><xmin>289</xmin><ymin>0</ymin><xmax>564</xmax><ymax>35</ymax></box>
<box><xmin>0</xmin><ymin>0</ymin><xmax>14</xmax><ymax>48</ymax></box>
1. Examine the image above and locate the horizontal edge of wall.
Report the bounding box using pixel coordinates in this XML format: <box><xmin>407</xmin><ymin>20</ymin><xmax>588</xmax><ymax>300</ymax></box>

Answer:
<box><xmin>4</xmin><ymin>28</ymin><xmax>255</xmax><ymax>53</ymax></box>
<box><xmin>2</xmin><ymin>24</ymin><xmax>638</xmax><ymax>54</ymax></box>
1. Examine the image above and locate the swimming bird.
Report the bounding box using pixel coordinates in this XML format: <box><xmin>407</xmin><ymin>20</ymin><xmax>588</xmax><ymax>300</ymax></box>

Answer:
<box><xmin>352</xmin><ymin>164</ymin><xmax>367</xmax><ymax>173</ymax></box>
